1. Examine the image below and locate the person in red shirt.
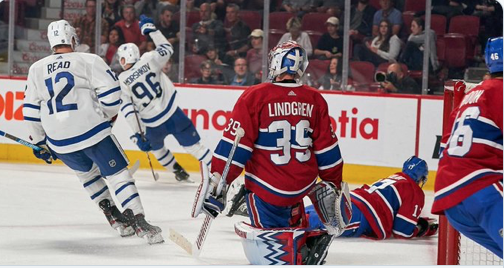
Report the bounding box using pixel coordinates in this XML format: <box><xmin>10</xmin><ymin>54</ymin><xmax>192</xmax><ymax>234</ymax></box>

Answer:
<box><xmin>114</xmin><ymin>5</ymin><xmax>146</xmax><ymax>53</ymax></box>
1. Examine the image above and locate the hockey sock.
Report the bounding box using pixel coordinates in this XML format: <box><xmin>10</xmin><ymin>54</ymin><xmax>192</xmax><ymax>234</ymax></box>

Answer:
<box><xmin>107</xmin><ymin>169</ymin><xmax>145</xmax><ymax>215</ymax></box>
<box><xmin>152</xmin><ymin>147</ymin><xmax>176</xmax><ymax>171</ymax></box>
<box><xmin>184</xmin><ymin>142</ymin><xmax>212</xmax><ymax>167</ymax></box>
<box><xmin>75</xmin><ymin>163</ymin><xmax>114</xmax><ymax>205</ymax></box>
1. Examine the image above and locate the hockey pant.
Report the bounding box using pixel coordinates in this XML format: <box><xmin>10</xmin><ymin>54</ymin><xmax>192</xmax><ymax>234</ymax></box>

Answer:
<box><xmin>445</xmin><ymin>182</ymin><xmax>503</xmax><ymax>258</ymax></box>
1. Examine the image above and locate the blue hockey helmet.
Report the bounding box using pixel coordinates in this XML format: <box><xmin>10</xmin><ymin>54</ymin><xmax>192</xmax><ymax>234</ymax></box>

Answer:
<box><xmin>402</xmin><ymin>156</ymin><xmax>428</xmax><ymax>188</ymax></box>
<box><xmin>268</xmin><ymin>40</ymin><xmax>308</xmax><ymax>81</ymax></box>
<box><xmin>484</xmin><ymin>37</ymin><xmax>503</xmax><ymax>74</ymax></box>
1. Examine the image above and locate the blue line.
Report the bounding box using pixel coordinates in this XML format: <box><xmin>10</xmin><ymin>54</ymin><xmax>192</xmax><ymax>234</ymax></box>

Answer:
<box><xmin>121</xmin><ymin>103</ymin><xmax>133</xmax><ymax>111</ymax></box>
<box><xmin>97</xmin><ymin>86</ymin><xmax>121</xmax><ymax>98</ymax></box>
<box><xmin>91</xmin><ymin>186</ymin><xmax>108</xmax><ymax>200</ymax></box>
<box><xmin>141</xmin><ymin>91</ymin><xmax>177</xmax><ymax>124</ymax></box>
<box><xmin>23</xmin><ymin>104</ymin><xmax>40</xmax><ymax>110</ymax></box>
<box><xmin>115</xmin><ymin>182</ymin><xmax>135</xmax><ymax>195</ymax></box>
<box><xmin>121</xmin><ymin>193</ymin><xmax>139</xmax><ymax>207</ymax></box>
<box><xmin>198</xmin><ymin>149</ymin><xmax>210</xmax><ymax>161</ymax></box>
<box><xmin>101</xmin><ymin>99</ymin><xmax>121</xmax><ymax>107</ymax></box>
<box><xmin>158</xmin><ymin>150</ymin><xmax>171</xmax><ymax>161</ymax></box>
<box><xmin>83</xmin><ymin>175</ymin><xmax>101</xmax><ymax>188</ymax></box>
<box><xmin>47</xmin><ymin>121</ymin><xmax>110</xmax><ymax>146</ymax></box>
<box><xmin>23</xmin><ymin>116</ymin><xmax>41</xmax><ymax>122</ymax></box>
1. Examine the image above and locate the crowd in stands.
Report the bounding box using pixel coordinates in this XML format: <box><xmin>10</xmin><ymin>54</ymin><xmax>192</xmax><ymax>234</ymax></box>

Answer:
<box><xmin>4</xmin><ymin>0</ymin><xmax>502</xmax><ymax>93</ymax></box>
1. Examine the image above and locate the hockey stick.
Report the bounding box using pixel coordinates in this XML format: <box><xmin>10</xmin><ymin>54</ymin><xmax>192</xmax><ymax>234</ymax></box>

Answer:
<box><xmin>129</xmin><ymin>97</ymin><xmax>159</xmax><ymax>181</ymax></box>
<box><xmin>170</xmin><ymin>127</ymin><xmax>245</xmax><ymax>257</ymax></box>
<box><xmin>0</xmin><ymin>130</ymin><xmax>44</xmax><ymax>151</ymax></box>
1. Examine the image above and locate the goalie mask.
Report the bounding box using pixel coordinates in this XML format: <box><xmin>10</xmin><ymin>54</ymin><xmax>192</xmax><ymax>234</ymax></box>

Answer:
<box><xmin>47</xmin><ymin>20</ymin><xmax>79</xmax><ymax>52</ymax></box>
<box><xmin>268</xmin><ymin>40</ymin><xmax>308</xmax><ymax>81</ymax></box>
<box><xmin>402</xmin><ymin>156</ymin><xmax>428</xmax><ymax>188</ymax></box>
<box><xmin>117</xmin><ymin>43</ymin><xmax>141</xmax><ymax>70</ymax></box>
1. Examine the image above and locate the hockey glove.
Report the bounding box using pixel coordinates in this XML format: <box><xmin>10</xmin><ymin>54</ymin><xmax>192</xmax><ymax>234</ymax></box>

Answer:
<box><xmin>33</xmin><ymin>142</ymin><xmax>57</xmax><ymax>164</ymax></box>
<box><xmin>130</xmin><ymin>133</ymin><xmax>151</xmax><ymax>152</ymax></box>
<box><xmin>416</xmin><ymin>217</ymin><xmax>439</xmax><ymax>237</ymax></box>
<box><xmin>139</xmin><ymin>15</ymin><xmax>156</xmax><ymax>35</ymax></box>
<box><xmin>192</xmin><ymin>162</ymin><xmax>226</xmax><ymax>219</ymax></box>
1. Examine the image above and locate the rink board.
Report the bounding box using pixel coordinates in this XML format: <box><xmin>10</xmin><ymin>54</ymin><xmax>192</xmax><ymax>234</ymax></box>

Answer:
<box><xmin>0</xmin><ymin>78</ymin><xmax>443</xmax><ymax>189</ymax></box>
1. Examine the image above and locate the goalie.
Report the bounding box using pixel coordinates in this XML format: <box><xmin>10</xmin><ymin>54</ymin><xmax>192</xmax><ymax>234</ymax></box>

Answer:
<box><xmin>192</xmin><ymin>41</ymin><xmax>352</xmax><ymax>265</ymax></box>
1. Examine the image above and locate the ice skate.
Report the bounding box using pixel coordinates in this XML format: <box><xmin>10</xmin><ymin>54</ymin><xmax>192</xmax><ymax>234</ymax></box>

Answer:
<box><xmin>123</xmin><ymin>209</ymin><xmax>164</xmax><ymax>245</ymax></box>
<box><xmin>173</xmin><ymin>162</ymin><xmax>193</xmax><ymax>183</ymax></box>
<box><xmin>99</xmin><ymin>199</ymin><xmax>135</xmax><ymax>237</ymax></box>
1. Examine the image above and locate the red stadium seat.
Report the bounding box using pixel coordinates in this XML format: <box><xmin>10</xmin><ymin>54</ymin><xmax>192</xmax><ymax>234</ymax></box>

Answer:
<box><xmin>404</xmin><ymin>0</ymin><xmax>425</xmax><ymax>12</ymax></box>
<box><xmin>443</xmin><ymin>33</ymin><xmax>467</xmax><ymax>68</ymax></box>
<box><xmin>184</xmin><ymin>54</ymin><xmax>207</xmax><ymax>82</ymax></box>
<box><xmin>239</xmin><ymin>10</ymin><xmax>262</xmax><ymax>31</ymax></box>
<box><xmin>269</xmin><ymin>11</ymin><xmax>294</xmax><ymax>31</ymax></box>
<box><xmin>305</xmin><ymin>30</ymin><xmax>323</xmax><ymax>49</ymax></box>
<box><xmin>350</xmin><ymin>61</ymin><xmax>375</xmax><ymax>85</ymax></box>
<box><xmin>436</xmin><ymin>36</ymin><xmax>446</xmax><ymax>64</ymax></box>
<box><xmin>401</xmin><ymin>11</ymin><xmax>416</xmax><ymax>38</ymax></box>
<box><xmin>305</xmin><ymin>59</ymin><xmax>330</xmax><ymax>82</ymax></box>
<box><xmin>301</xmin><ymin>13</ymin><xmax>332</xmax><ymax>33</ymax></box>
<box><xmin>448</xmin><ymin>15</ymin><xmax>480</xmax><ymax>38</ymax></box>
<box><xmin>268</xmin><ymin>29</ymin><xmax>285</xmax><ymax>49</ymax></box>
<box><xmin>173</xmin><ymin>11</ymin><xmax>200</xmax><ymax>28</ymax></box>
<box><xmin>428</xmin><ymin>14</ymin><xmax>447</xmax><ymax>36</ymax></box>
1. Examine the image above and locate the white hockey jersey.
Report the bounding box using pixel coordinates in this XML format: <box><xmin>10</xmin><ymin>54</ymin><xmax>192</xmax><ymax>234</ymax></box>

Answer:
<box><xmin>23</xmin><ymin>52</ymin><xmax>122</xmax><ymax>154</ymax></box>
<box><xmin>118</xmin><ymin>30</ymin><xmax>177</xmax><ymax>134</ymax></box>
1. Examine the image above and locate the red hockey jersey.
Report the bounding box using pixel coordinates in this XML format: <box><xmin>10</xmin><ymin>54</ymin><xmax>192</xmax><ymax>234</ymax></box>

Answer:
<box><xmin>351</xmin><ymin>172</ymin><xmax>425</xmax><ymax>239</ymax></box>
<box><xmin>432</xmin><ymin>78</ymin><xmax>503</xmax><ymax>214</ymax></box>
<box><xmin>211</xmin><ymin>82</ymin><xmax>343</xmax><ymax>207</ymax></box>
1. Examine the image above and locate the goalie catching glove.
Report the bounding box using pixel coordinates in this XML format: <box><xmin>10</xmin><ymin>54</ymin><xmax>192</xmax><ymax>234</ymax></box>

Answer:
<box><xmin>192</xmin><ymin>162</ymin><xmax>227</xmax><ymax>219</ymax></box>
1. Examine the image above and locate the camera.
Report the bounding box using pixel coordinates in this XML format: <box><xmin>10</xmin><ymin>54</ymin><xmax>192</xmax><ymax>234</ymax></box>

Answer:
<box><xmin>375</xmin><ymin>71</ymin><xmax>397</xmax><ymax>83</ymax></box>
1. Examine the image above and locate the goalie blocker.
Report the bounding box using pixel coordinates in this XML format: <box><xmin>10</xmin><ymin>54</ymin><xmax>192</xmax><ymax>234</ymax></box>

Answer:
<box><xmin>234</xmin><ymin>181</ymin><xmax>352</xmax><ymax>265</ymax></box>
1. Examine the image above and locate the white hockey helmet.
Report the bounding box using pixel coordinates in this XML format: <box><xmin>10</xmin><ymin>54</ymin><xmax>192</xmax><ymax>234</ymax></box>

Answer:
<box><xmin>47</xmin><ymin>20</ymin><xmax>79</xmax><ymax>51</ymax></box>
<box><xmin>268</xmin><ymin>40</ymin><xmax>308</xmax><ymax>81</ymax></box>
<box><xmin>117</xmin><ymin>43</ymin><xmax>141</xmax><ymax>70</ymax></box>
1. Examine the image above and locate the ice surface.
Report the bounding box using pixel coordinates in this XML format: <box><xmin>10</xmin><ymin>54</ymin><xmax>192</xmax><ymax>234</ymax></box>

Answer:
<box><xmin>0</xmin><ymin>163</ymin><xmax>437</xmax><ymax>265</ymax></box>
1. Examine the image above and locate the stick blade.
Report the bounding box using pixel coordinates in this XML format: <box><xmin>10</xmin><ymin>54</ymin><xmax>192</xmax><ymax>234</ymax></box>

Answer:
<box><xmin>169</xmin><ymin>228</ymin><xmax>193</xmax><ymax>255</ymax></box>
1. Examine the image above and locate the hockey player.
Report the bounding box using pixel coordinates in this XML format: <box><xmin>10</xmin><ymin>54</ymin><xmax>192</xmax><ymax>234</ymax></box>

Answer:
<box><xmin>117</xmin><ymin>15</ymin><xmax>212</xmax><ymax>182</ymax></box>
<box><xmin>192</xmin><ymin>41</ymin><xmax>352</xmax><ymax>265</ymax></box>
<box><xmin>307</xmin><ymin>156</ymin><xmax>438</xmax><ymax>239</ymax></box>
<box><xmin>23</xmin><ymin>20</ymin><xmax>163</xmax><ymax>245</ymax></box>
<box><xmin>432</xmin><ymin>37</ymin><xmax>503</xmax><ymax>258</ymax></box>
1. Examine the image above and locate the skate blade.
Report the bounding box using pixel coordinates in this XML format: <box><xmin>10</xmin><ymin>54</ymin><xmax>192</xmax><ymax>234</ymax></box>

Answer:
<box><xmin>178</xmin><ymin>177</ymin><xmax>195</xmax><ymax>183</ymax></box>
<box><xmin>118</xmin><ymin>226</ymin><xmax>135</xmax><ymax>237</ymax></box>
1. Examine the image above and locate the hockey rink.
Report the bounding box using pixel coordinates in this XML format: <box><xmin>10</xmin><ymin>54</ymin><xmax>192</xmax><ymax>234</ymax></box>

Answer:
<box><xmin>0</xmin><ymin>162</ymin><xmax>438</xmax><ymax>266</ymax></box>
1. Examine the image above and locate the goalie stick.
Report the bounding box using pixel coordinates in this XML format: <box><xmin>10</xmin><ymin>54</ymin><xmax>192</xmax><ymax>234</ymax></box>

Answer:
<box><xmin>169</xmin><ymin>127</ymin><xmax>245</xmax><ymax>257</ymax></box>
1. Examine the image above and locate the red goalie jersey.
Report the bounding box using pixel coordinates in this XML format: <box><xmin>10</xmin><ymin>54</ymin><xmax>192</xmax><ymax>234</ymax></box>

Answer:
<box><xmin>211</xmin><ymin>82</ymin><xmax>343</xmax><ymax>207</ymax></box>
<box><xmin>432</xmin><ymin>79</ymin><xmax>503</xmax><ymax>214</ymax></box>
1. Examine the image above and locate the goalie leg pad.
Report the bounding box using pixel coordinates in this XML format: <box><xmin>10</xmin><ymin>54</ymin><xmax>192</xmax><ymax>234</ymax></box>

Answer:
<box><xmin>234</xmin><ymin>221</ymin><xmax>307</xmax><ymax>265</ymax></box>
<box><xmin>75</xmin><ymin>163</ymin><xmax>113</xmax><ymax>205</ymax></box>
<box><xmin>107</xmin><ymin>169</ymin><xmax>144</xmax><ymax>215</ymax></box>
<box><xmin>307</xmin><ymin>181</ymin><xmax>352</xmax><ymax>236</ymax></box>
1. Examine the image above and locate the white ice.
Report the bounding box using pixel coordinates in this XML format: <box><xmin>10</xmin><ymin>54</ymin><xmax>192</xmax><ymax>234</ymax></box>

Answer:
<box><xmin>0</xmin><ymin>163</ymin><xmax>438</xmax><ymax>265</ymax></box>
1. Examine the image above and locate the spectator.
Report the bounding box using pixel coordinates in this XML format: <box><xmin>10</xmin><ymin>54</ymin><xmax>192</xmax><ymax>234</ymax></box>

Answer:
<box><xmin>223</xmin><ymin>4</ymin><xmax>251</xmax><ymax>65</ymax></box>
<box><xmin>314</xmin><ymin>17</ymin><xmax>343</xmax><ymax>60</ymax></box>
<box><xmin>372</xmin><ymin>0</ymin><xmax>402</xmax><ymax>36</ymax></box>
<box><xmin>246</xmin><ymin>29</ymin><xmax>264</xmax><ymax>74</ymax></box>
<box><xmin>134</xmin><ymin>0</ymin><xmax>158</xmax><ymax>24</ymax></box>
<box><xmin>314</xmin><ymin>0</ymin><xmax>344</xmax><ymax>17</ymax></box>
<box><xmin>381</xmin><ymin>63</ymin><xmax>421</xmax><ymax>94</ymax></box>
<box><xmin>318</xmin><ymin>57</ymin><xmax>343</xmax><ymax>90</ymax></box>
<box><xmin>114</xmin><ymin>5</ymin><xmax>147</xmax><ymax>53</ymax></box>
<box><xmin>191</xmin><ymin>60</ymin><xmax>227</xmax><ymax>85</ymax></box>
<box><xmin>74</xmin><ymin>26</ymin><xmax>91</xmax><ymax>52</ymax></box>
<box><xmin>277</xmin><ymin>17</ymin><xmax>313</xmax><ymax>57</ymax></box>
<box><xmin>149</xmin><ymin>6</ymin><xmax>180</xmax><ymax>61</ymax></box>
<box><xmin>400</xmin><ymin>17</ymin><xmax>439</xmax><ymax>72</ymax></box>
<box><xmin>191</xmin><ymin>3</ymin><xmax>226</xmax><ymax>55</ymax></box>
<box><xmin>73</xmin><ymin>0</ymin><xmax>109</xmax><ymax>53</ymax></box>
<box><xmin>349</xmin><ymin>0</ymin><xmax>377</xmax><ymax>42</ymax></box>
<box><xmin>354</xmin><ymin>19</ymin><xmax>401</xmax><ymax>66</ymax></box>
<box><xmin>102</xmin><ymin>0</ymin><xmax>122</xmax><ymax>26</ymax></box>
<box><xmin>282</xmin><ymin>0</ymin><xmax>316</xmax><ymax>15</ymax></box>
<box><xmin>99</xmin><ymin>25</ymin><xmax>125</xmax><ymax>74</ymax></box>
<box><xmin>204</xmin><ymin>43</ymin><xmax>234</xmax><ymax>80</ymax></box>
<box><xmin>228</xmin><ymin>57</ymin><xmax>259</xmax><ymax>86</ymax></box>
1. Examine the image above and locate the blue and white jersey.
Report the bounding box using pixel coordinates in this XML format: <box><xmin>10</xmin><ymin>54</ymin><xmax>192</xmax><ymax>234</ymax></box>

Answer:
<box><xmin>23</xmin><ymin>52</ymin><xmax>122</xmax><ymax>154</ymax></box>
<box><xmin>118</xmin><ymin>30</ymin><xmax>177</xmax><ymax>133</ymax></box>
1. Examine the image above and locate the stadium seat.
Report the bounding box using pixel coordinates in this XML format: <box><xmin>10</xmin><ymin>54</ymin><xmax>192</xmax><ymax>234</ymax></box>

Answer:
<box><xmin>436</xmin><ymin>36</ymin><xmax>446</xmax><ymax>64</ymax></box>
<box><xmin>305</xmin><ymin>59</ymin><xmax>330</xmax><ymax>82</ymax></box>
<box><xmin>173</xmin><ymin>11</ymin><xmax>200</xmax><ymax>28</ymax></box>
<box><xmin>401</xmin><ymin>11</ymin><xmax>416</xmax><ymax>38</ymax></box>
<box><xmin>448</xmin><ymin>15</ymin><xmax>480</xmax><ymax>38</ymax></box>
<box><xmin>301</xmin><ymin>13</ymin><xmax>332</xmax><ymax>33</ymax></box>
<box><xmin>305</xmin><ymin>30</ymin><xmax>323</xmax><ymax>49</ymax></box>
<box><xmin>269</xmin><ymin>12</ymin><xmax>294</xmax><ymax>31</ymax></box>
<box><xmin>350</xmin><ymin>61</ymin><xmax>375</xmax><ymax>85</ymax></box>
<box><xmin>268</xmin><ymin>29</ymin><xmax>285</xmax><ymax>49</ymax></box>
<box><xmin>443</xmin><ymin>33</ymin><xmax>467</xmax><ymax>68</ymax></box>
<box><xmin>404</xmin><ymin>0</ymin><xmax>425</xmax><ymax>12</ymax></box>
<box><xmin>239</xmin><ymin>10</ymin><xmax>262</xmax><ymax>31</ymax></box>
<box><xmin>184</xmin><ymin>54</ymin><xmax>207</xmax><ymax>82</ymax></box>
<box><xmin>428</xmin><ymin>14</ymin><xmax>447</xmax><ymax>36</ymax></box>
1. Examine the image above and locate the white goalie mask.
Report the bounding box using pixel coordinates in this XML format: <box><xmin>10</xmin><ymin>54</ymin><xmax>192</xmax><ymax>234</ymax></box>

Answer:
<box><xmin>117</xmin><ymin>43</ymin><xmax>141</xmax><ymax>70</ymax></box>
<box><xmin>47</xmin><ymin>20</ymin><xmax>79</xmax><ymax>51</ymax></box>
<box><xmin>268</xmin><ymin>40</ymin><xmax>308</xmax><ymax>81</ymax></box>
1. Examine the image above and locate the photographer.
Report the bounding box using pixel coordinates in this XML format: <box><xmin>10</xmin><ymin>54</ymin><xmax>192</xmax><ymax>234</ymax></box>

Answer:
<box><xmin>377</xmin><ymin>63</ymin><xmax>421</xmax><ymax>94</ymax></box>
